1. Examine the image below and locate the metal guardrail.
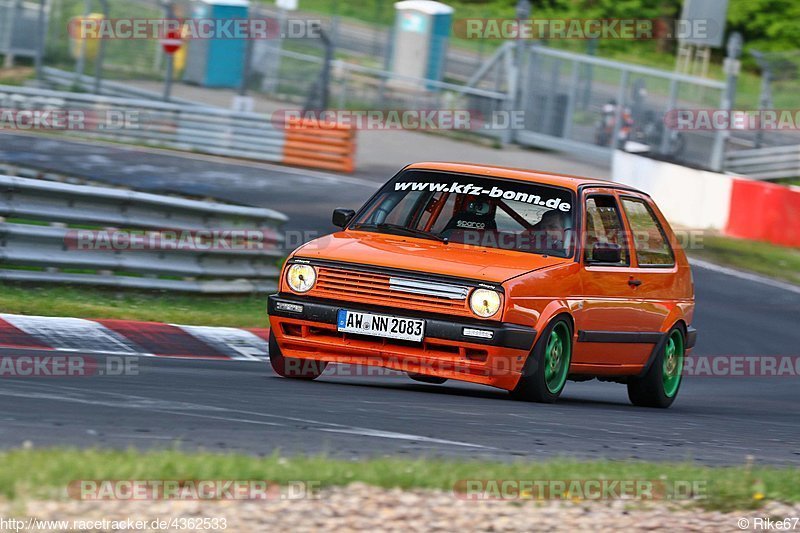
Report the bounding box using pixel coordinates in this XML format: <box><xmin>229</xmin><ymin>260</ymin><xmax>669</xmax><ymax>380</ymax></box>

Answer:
<box><xmin>0</xmin><ymin>84</ymin><xmax>358</xmax><ymax>172</ymax></box>
<box><xmin>40</xmin><ymin>67</ymin><xmax>203</xmax><ymax>106</ymax></box>
<box><xmin>0</xmin><ymin>174</ymin><xmax>288</xmax><ymax>293</ymax></box>
<box><xmin>0</xmin><ymin>84</ymin><xmax>287</xmax><ymax>163</ymax></box>
<box><xmin>724</xmin><ymin>145</ymin><xmax>800</xmax><ymax>180</ymax></box>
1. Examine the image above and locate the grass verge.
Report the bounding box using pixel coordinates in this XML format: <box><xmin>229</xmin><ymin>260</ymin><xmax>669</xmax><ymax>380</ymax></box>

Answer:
<box><xmin>688</xmin><ymin>234</ymin><xmax>800</xmax><ymax>286</ymax></box>
<box><xmin>0</xmin><ymin>283</ymin><xmax>268</xmax><ymax>328</ymax></box>
<box><xmin>0</xmin><ymin>448</ymin><xmax>797</xmax><ymax>512</ymax></box>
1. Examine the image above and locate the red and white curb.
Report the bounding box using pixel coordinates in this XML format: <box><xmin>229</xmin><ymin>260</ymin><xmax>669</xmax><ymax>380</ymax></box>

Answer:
<box><xmin>0</xmin><ymin>314</ymin><xmax>270</xmax><ymax>361</ymax></box>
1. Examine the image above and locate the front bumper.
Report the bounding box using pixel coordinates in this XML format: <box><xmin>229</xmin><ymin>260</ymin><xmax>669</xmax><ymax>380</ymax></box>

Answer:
<box><xmin>268</xmin><ymin>294</ymin><xmax>537</xmax><ymax>390</ymax></box>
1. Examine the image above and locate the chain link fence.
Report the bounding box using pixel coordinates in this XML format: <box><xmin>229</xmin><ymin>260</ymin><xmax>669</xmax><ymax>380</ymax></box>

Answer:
<box><xmin>43</xmin><ymin>0</ymin><xmax>176</xmax><ymax>80</ymax></box>
<box><xmin>3</xmin><ymin>1</ymin><xmax>797</xmax><ymax>177</ymax></box>
<box><xmin>519</xmin><ymin>44</ymin><xmax>726</xmax><ymax>169</ymax></box>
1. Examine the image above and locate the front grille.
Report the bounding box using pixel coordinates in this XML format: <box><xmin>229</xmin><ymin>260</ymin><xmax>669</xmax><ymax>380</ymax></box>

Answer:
<box><xmin>310</xmin><ymin>266</ymin><xmax>475</xmax><ymax>318</ymax></box>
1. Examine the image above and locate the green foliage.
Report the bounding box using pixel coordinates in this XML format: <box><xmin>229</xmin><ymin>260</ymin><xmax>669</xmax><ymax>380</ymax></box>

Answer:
<box><xmin>289</xmin><ymin>0</ymin><xmax>799</xmax><ymax>57</ymax></box>
<box><xmin>728</xmin><ymin>0</ymin><xmax>800</xmax><ymax>52</ymax></box>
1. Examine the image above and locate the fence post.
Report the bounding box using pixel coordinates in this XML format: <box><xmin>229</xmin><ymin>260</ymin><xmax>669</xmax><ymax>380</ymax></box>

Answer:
<box><xmin>562</xmin><ymin>59</ymin><xmax>579</xmax><ymax>139</ymax></box>
<box><xmin>162</xmin><ymin>2</ymin><xmax>174</xmax><ymax>101</ymax></box>
<box><xmin>710</xmin><ymin>32</ymin><xmax>742</xmax><ymax>172</ymax></box>
<box><xmin>579</xmin><ymin>38</ymin><xmax>597</xmax><ymax>111</ymax></box>
<box><xmin>750</xmin><ymin>50</ymin><xmax>773</xmax><ymax>150</ymax></box>
<box><xmin>93</xmin><ymin>0</ymin><xmax>108</xmax><ymax>94</ymax></box>
<box><xmin>660</xmin><ymin>77</ymin><xmax>678</xmax><ymax>154</ymax></box>
<box><xmin>35</xmin><ymin>0</ymin><xmax>46</xmax><ymax>79</ymax></box>
<box><xmin>73</xmin><ymin>0</ymin><xmax>91</xmax><ymax>85</ymax></box>
<box><xmin>610</xmin><ymin>70</ymin><xmax>629</xmax><ymax>149</ymax></box>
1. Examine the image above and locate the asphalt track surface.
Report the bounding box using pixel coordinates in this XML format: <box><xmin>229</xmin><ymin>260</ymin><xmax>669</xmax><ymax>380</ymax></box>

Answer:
<box><xmin>0</xmin><ymin>133</ymin><xmax>379</xmax><ymax>238</ymax></box>
<box><xmin>0</xmin><ymin>133</ymin><xmax>798</xmax><ymax>465</ymax></box>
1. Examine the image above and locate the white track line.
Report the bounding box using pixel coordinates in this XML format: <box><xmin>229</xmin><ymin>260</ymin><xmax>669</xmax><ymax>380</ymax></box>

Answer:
<box><xmin>315</xmin><ymin>427</ymin><xmax>492</xmax><ymax>448</ymax></box>
<box><xmin>2</xmin><ymin>382</ymin><xmax>492</xmax><ymax>450</ymax></box>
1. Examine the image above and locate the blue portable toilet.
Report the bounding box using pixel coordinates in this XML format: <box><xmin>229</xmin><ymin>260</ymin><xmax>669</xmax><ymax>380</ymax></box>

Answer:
<box><xmin>183</xmin><ymin>0</ymin><xmax>250</xmax><ymax>88</ymax></box>
<box><xmin>390</xmin><ymin>1</ymin><xmax>454</xmax><ymax>90</ymax></box>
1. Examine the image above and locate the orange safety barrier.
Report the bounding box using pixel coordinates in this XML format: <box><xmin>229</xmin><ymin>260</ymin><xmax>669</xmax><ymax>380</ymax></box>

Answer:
<box><xmin>724</xmin><ymin>178</ymin><xmax>800</xmax><ymax>247</ymax></box>
<box><xmin>281</xmin><ymin>118</ymin><xmax>356</xmax><ymax>173</ymax></box>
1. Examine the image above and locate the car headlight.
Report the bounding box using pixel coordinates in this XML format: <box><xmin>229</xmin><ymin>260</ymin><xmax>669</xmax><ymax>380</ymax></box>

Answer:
<box><xmin>286</xmin><ymin>264</ymin><xmax>316</xmax><ymax>293</ymax></box>
<box><xmin>469</xmin><ymin>288</ymin><xmax>501</xmax><ymax>318</ymax></box>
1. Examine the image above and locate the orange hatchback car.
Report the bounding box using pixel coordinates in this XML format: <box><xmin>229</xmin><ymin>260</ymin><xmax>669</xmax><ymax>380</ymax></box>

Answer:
<box><xmin>268</xmin><ymin>162</ymin><xmax>696</xmax><ymax>407</ymax></box>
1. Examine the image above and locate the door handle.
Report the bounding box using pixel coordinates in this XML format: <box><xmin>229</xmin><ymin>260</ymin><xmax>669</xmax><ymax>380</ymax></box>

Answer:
<box><xmin>628</xmin><ymin>278</ymin><xmax>642</xmax><ymax>287</ymax></box>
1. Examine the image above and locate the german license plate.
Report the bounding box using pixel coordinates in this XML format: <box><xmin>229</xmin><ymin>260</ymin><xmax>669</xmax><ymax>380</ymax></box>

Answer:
<box><xmin>337</xmin><ymin>309</ymin><xmax>425</xmax><ymax>342</ymax></box>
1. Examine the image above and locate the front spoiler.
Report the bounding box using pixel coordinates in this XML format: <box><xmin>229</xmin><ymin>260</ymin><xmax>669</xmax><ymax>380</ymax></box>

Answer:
<box><xmin>268</xmin><ymin>294</ymin><xmax>536</xmax><ymax>351</ymax></box>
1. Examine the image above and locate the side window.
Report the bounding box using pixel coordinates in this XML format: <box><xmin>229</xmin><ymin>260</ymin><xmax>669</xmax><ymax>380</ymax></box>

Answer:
<box><xmin>621</xmin><ymin>197</ymin><xmax>675</xmax><ymax>266</ymax></box>
<box><xmin>584</xmin><ymin>195</ymin><xmax>629</xmax><ymax>266</ymax></box>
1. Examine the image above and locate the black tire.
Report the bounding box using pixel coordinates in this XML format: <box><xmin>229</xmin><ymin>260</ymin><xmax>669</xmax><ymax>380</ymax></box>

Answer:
<box><xmin>510</xmin><ymin>317</ymin><xmax>573</xmax><ymax>403</ymax></box>
<box><xmin>269</xmin><ymin>331</ymin><xmax>327</xmax><ymax>380</ymax></box>
<box><xmin>627</xmin><ymin>326</ymin><xmax>685</xmax><ymax>408</ymax></box>
<box><xmin>407</xmin><ymin>373</ymin><xmax>448</xmax><ymax>385</ymax></box>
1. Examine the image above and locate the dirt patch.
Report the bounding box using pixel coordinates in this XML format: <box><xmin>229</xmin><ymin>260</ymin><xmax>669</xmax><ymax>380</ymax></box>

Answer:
<box><xmin>2</xmin><ymin>484</ymin><xmax>797</xmax><ymax>532</ymax></box>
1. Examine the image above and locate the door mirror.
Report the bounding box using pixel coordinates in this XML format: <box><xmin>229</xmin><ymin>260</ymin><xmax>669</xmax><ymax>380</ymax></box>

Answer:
<box><xmin>590</xmin><ymin>242</ymin><xmax>622</xmax><ymax>264</ymax></box>
<box><xmin>332</xmin><ymin>208</ymin><xmax>356</xmax><ymax>228</ymax></box>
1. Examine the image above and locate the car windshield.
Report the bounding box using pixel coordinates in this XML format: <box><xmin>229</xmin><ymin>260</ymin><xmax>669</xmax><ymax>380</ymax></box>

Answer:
<box><xmin>350</xmin><ymin>170</ymin><xmax>576</xmax><ymax>258</ymax></box>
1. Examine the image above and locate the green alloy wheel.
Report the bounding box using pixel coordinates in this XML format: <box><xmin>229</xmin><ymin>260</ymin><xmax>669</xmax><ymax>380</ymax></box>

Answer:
<box><xmin>627</xmin><ymin>326</ymin><xmax>686</xmax><ymax>408</ymax></box>
<box><xmin>662</xmin><ymin>329</ymin><xmax>684</xmax><ymax>398</ymax></box>
<box><xmin>544</xmin><ymin>322</ymin><xmax>571</xmax><ymax>394</ymax></box>
<box><xmin>510</xmin><ymin>318</ymin><xmax>573</xmax><ymax>403</ymax></box>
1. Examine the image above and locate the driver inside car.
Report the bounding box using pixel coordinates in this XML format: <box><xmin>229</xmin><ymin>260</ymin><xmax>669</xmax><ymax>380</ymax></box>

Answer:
<box><xmin>530</xmin><ymin>209</ymin><xmax>571</xmax><ymax>254</ymax></box>
<box><xmin>442</xmin><ymin>197</ymin><xmax>497</xmax><ymax>237</ymax></box>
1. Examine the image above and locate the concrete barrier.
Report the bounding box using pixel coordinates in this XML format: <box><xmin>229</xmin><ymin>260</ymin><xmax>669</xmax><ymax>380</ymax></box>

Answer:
<box><xmin>725</xmin><ymin>179</ymin><xmax>800</xmax><ymax>247</ymax></box>
<box><xmin>611</xmin><ymin>151</ymin><xmax>733</xmax><ymax>230</ymax></box>
<box><xmin>611</xmin><ymin>151</ymin><xmax>800</xmax><ymax>247</ymax></box>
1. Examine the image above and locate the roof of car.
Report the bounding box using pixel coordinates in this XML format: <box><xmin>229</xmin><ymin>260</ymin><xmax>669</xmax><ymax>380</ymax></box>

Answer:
<box><xmin>405</xmin><ymin>162</ymin><xmax>645</xmax><ymax>194</ymax></box>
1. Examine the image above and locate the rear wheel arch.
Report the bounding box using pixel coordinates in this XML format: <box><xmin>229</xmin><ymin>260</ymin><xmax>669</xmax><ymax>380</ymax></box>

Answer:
<box><xmin>670</xmin><ymin>318</ymin><xmax>687</xmax><ymax>336</ymax></box>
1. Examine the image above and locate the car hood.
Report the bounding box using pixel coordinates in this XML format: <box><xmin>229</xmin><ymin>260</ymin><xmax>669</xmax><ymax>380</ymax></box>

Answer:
<box><xmin>293</xmin><ymin>231</ymin><xmax>570</xmax><ymax>284</ymax></box>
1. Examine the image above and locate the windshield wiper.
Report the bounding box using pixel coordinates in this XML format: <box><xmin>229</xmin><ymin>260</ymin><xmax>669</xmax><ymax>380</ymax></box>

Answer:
<box><xmin>356</xmin><ymin>223</ymin><xmax>446</xmax><ymax>243</ymax></box>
